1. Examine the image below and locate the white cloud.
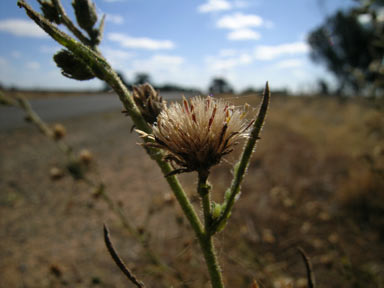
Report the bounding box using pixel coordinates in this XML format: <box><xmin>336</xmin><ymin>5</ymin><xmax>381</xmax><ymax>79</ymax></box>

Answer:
<box><xmin>228</xmin><ymin>28</ymin><xmax>260</xmax><ymax>40</ymax></box>
<box><xmin>128</xmin><ymin>54</ymin><xmax>185</xmax><ymax>84</ymax></box>
<box><xmin>217</xmin><ymin>12</ymin><xmax>263</xmax><ymax>30</ymax></box>
<box><xmin>0</xmin><ymin>19</ymin><xmax>47</xmax><ymax>38</ymax></box>
<box><xmin>105</xmin><ymin>14</ymin><xmax>124</xmax><ymax>25</ymax></box>
<box><xmin>274</xmin><ymin>59</ymin><xmax>304</xmax><ymax>69</ymax></box>
<box><xmin>26</xmin><ymin>61</ymin><xmax>40</xmax><ymax>70</ymax></box>
<box><xmin>254</xmin><ymin>42</ymin><xmax>309</xmax><ymax>61</ymax></box>
<box><xmin>103</xmin><ymin>47</ymin><xmax>134</xmax><ymax>61</ymax></box>
<box><xmin>101</xmin><ymin>47</ymin><xmax>134</xmax><ymax>68</ymax></box>
<box><xmin>218</xmin><ymin>49</ymin><xmax>238</xmax><ymax>57</ymax></box>
<box><xmin>206</xmin><ymin>52</ymin><xmax>252</xmax><ymax>71</ymax></box>
<box><xmin>132</xmin><ymin>54</ymin><xmax>184</xmax><ymax>71</ymax></box>
<box><xmin>107</xmin><ymin>33</ymin><xmax>175</xmax><ymax>50</ymax></box>
<box><xmin>198</xmin><ymin>0</ymin><xmax>232</xmax><ymax>13</ymax></box>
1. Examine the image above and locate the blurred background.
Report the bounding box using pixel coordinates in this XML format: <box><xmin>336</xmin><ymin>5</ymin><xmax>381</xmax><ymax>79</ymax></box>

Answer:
<box><xmin>0</xmin><ymin>0</ymin><xmax>383</xmax><ymax>287</ymax></box>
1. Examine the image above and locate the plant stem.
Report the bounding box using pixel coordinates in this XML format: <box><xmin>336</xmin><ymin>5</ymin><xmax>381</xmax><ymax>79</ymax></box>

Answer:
<box><xmin>197</xmin><ymin>170</ymin><xmax>224</xmax><ymax>288</ymax></box>
<box><xmin>198</xmin><ymin>232</ymin><xmax>224</xmax><ymax>288</ymax></box>
<box><xmin>198</xmin><ymin>170</ymin><xmax>211</xmax><ymax>230</ymax></box>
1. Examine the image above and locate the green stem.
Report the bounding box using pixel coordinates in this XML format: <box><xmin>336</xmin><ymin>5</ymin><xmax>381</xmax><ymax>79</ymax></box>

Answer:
<box><xmin>211</xmin><ymin>83</ymin><xmax>270</xmax><ymax>234</ymax></box>
<box><xmin>198</xmin><ymin>232</ymin><xmax>224</xmax><ymax>288</ymax></box>
<box><xmin>198</xmin><ymin>170</ymin><xmax>212</xmax><ymax>230</ymax></box>
<box><xmin>197</xmin><ymin>170</ymin><xmax>224</xmax><ymax>288</ymax></box>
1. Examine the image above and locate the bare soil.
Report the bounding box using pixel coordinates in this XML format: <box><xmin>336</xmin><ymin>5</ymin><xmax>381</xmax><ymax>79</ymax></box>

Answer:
<box><xmin>1</xmin><ymin>95</ymin><xmax>383</xmax><ymax>287</ymax></box>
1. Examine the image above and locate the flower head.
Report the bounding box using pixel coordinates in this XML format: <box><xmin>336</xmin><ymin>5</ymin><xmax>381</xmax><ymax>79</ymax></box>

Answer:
<box><xmin>142</xmin><ymin>96</ymin><xmax>252</xmax><ymax>175</ymax></box>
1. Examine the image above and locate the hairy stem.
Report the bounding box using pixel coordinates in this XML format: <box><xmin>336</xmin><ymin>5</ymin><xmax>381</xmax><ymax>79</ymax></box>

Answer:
<box><xmin>197</xmin><ymin>170</ymin><xmax>224</xmax><ymax>288</ymax></box>
<box><xmin>198</xmin><ymin>234</ymin><xmax>224</xmax><ymax>288</ymax></box>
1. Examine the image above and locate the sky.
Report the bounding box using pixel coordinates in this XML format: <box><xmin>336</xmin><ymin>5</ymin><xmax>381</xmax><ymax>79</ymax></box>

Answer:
<box><xmin>0</xmin><ymin>0</ymin><xmax>356</xmax><ymax>92</ymax></box>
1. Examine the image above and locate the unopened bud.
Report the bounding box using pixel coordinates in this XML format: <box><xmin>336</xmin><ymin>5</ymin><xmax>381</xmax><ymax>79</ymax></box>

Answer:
<box><xmin>38</xmin><ymin>0</ymin><xmax>61</xmax><ymax>24</ymax></box>
<box><xmin>72</xmin><ymin>0</ymin><xmax>98</xmax><ymax>32</ymax></box>
<box><xmin>50</xmin><ymin>166</ymin><xmax>64</xmax><ymax>180</ymax></box>
<box><xmin>53</xmin><ymin>123</ymin><xmax>66</xmax><ymax>140</ymax></box>
<box><xmin>54</xmin><ymin>49</ymin><xmax>95</xmax><ymax>80</ymax></box>
<box><xmin>132</xmin><ymin>83</ymin><xmax>165</xmax><ymax>124</ymax></box>
<box><xmin>79</xmin><ymin>149</ymin><xmax>93</xmax><ymax>165</ymax></box>
<box><xmin>211</xmin><ymin>202</ymin><xmax>222</xmax><ymax>219</ymax></box>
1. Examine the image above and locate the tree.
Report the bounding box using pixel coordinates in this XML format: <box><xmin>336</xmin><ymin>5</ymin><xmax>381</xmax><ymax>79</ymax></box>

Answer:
<box><xmin>134</xmin><ymin>73</ymin><xmax>151</xmax><ymax>85</ymax></box>
<box><xmin>208</xmin><ymin>77</ymin><xmax>234</xmax><ymax>95</ymax></box>
<box><xmin>307</xmin><ymin>1</ymin><xmax>384</xmax><ymax>96</ymax></box>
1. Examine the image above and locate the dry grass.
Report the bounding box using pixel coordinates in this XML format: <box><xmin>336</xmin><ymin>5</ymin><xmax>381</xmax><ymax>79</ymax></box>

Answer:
<box><xmin>0</xmin><ymin>94</ymin><xmax>383</xmax><ymax>287</ymax></box>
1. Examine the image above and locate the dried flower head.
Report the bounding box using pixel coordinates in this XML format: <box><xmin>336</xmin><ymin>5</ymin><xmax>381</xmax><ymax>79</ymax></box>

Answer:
<box><xmin>79</xmin><ymin>149</ymin><xmax>93</xmax><ymax>165</ymax></box>
<box><xmin>132</xmin><ymin>83</ymin><xmax>165</xmax><ymax>124</ymax></box>
<box><xmin>140</xmin><ymin>96</ymin><xmax>252</xmax><ymax>175</ymax></box>
<box><xmin>53</xmin><ymin>123</ymin><xmax>66</xmax><ymax>140</ymax></box>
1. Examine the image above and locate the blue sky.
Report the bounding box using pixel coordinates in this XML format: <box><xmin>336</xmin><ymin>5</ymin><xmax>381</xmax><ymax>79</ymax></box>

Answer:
<box><xmin>0</xmin><ymin>0</ymin><xmax>356</xmax><ymax>92</ymax></box>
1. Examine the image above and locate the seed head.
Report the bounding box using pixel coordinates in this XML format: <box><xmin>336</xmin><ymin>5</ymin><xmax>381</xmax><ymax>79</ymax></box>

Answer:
<box><xmin>79</xmin><ymin>149</ymin><xmax>93</xmax><ymax>165</ymax></box>
<box><xmin>53</xmin><ymin>123</ymin><xmax>66</xmax><ymax>140</ymax></box>
<box><xmin>141</xmin><ymin>96</ymin><xmax>252</xmax><ymax>175</ymax></box>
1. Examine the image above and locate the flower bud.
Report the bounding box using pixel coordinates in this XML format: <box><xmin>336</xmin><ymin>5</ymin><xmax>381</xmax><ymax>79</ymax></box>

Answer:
<box><xmin>50</xmin><ymin>166</ymin><xmax>64</xmax><ymax>180</ymax></box>
<box><xmin>132</xmin><ymin>83</ymin><xmax>165</xmax><ymax>124</ymax></box>
<box><xmin>72</xmin><ymin>0</ymin><xmax>98</xmax><ymax>33</ymax></box>
<box><xmin>54</xmin><ymin>49</ymin><xmax>95</xmax><ymax>80</ymax></box>
<box><xmin>211</xmin><ymin>202</ymin><xmax>222</xmax><ymax>219</ymax></box>
<box><xmin>53</xmin><ymin>123</ymin><xmax>66</xmax><ymax>140</ymax></box>
<box><xmin>79</xmin><ymin>149</ymin><xmax>93</xmax><ymax>165</ymax></box>
<box><xmin>38</xmin><ymin>0</ymin><xmax>61</xmax><ymax>24</ymax></box>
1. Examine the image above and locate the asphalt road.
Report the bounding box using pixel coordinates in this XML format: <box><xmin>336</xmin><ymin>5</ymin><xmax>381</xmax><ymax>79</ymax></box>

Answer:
<box><xmin>0</xmin><ymin>92</ymin><xmax>190</xmax><ymax>131</ymax></box>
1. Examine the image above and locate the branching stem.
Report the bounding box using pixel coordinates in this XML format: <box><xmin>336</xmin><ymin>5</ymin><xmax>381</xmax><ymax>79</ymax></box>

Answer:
<box><xmin>211</xmin><ymin>83</ymin><xmax>270</xmax><ymax>234</ymax></box>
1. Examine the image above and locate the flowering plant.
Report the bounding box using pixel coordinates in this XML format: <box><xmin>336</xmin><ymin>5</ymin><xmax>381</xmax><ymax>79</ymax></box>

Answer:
<box><xmin>16</xmin><ymin>1</ymin><xmax>269</xmax><ymax>287</ymax></box>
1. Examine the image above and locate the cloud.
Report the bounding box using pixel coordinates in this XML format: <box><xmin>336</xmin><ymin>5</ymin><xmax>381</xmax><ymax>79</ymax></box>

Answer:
<box><xmin>217</xmin><ymin>12</ymin><xmax>263</xmax><ymax>30</ymax></box>
<box><xmin>198</xmin><ymin>0</ymin><xmax>232</xmax><ymax>13</ymax></box>
<box><xmin>0</xmin><ymin>19</ymin><xmax>47</xmax><ymax>38</ymax></box>
<box><xmin>101</xmin><ymin>47</ymin><xmax>134</xmax><ymax>68</ymax></box>
<box><xmin>132</xmin><ymin>54</ymin><xmax>184</xmax><ymax>70</ymax></box>
<box><xmin>105</xmin><ymin>14</ymin><xmax>124</xmax><ymax>25</ymax></box>
<box><xmin>274</xmin><ymin>59</ymin><xmax>304</xmax><ymax>69</ymax></box>
<box><xmin>206</xmin><ymin>52</ymin><xmax>252</xmax><ymax>71</ymax></box>
<box><xmin>227</xmin><ymin>28</ymin><xmax>260</xmax><ymax>40</ymax></box>
<box><xmin>107</xmin><ymin>33</ymin><xmax>175</xmax><ymax>50</ymax></box>
<box><xmin>254</xmin><ymin>42</ymin><xmax>309</xmax><ymax>61</ymax></box>
<box><xmin>26</xmin><ymin>61</ymin><xmax>41</xmax><ymax>70</ymax></box>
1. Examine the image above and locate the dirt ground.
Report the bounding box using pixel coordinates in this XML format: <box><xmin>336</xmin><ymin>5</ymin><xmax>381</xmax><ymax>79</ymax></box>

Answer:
<box><xmin>1</xmin><ymin>94</ymin><xmax>383</xmax><ymax>287</ymax></box>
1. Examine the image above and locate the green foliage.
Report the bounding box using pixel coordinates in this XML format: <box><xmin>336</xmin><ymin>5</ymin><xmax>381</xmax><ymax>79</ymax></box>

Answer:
<box><xmin>307</xmin><ymin>1</ymin><xmax>384</xmax><ymax>96</ymax></box>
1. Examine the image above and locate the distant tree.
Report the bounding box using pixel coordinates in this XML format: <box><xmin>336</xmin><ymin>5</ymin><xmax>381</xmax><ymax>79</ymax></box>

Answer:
<box><xmin>307</xmin><ymin>0</ymin><xmax>384</xmax><ymax>96</ymax></box>
<box><xmin>317</xmin><ymin>79</ymin><xmax>330</xmax><ymax>96</ymax></box>
<box><xmin>208</xmin><ymin>77</ymin><xmax>234</xmax><ymax>95</ymax></box>
<box><xmin>134</xmin><ymin>73</ymin><xmax>151</xmax><ymax>85</ymax></box>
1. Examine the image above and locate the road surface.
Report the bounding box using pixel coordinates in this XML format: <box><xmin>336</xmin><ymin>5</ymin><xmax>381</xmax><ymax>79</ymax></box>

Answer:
<box><xmin>0</xmin><ymin>92</ymin><xmax>191</xmax><ymax>131</ymax></box>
